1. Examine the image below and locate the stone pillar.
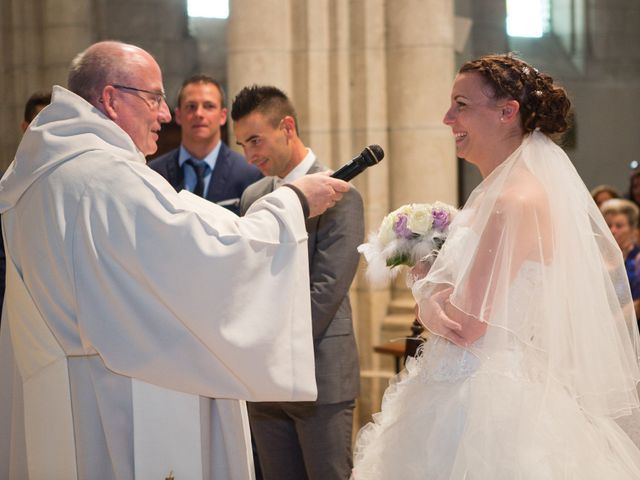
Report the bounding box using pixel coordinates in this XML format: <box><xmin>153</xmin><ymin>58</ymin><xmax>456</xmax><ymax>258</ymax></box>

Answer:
<box><xmin>0</xmin><ymin>0</ymin><xmax>93</xmax><ymax>171</ymax></box>
<box><xmin>227</xmin><ymin>0</ymin><xmax>292</xmax><ymax>103</ymax></box>
<box><xmin>386</xmin><ymin>0</ymin><xmax>457</xmax><ymax>209</ymax></box>
<box><xmin>41</xmin><ymin>0</ymin><xmax>93</xmax><ymax>88</ymax></box>
<box><xmin>290</xmin><ymin>0</ymin><xmax>332</xmax><ymax>161</ymax></box>
<box><xmin>356</xmin><ymin>0</ymin><xmax>457</xmax><ymax>424</ymax></box>
<box><xmin>381</xmin><ymin>0</ymin><xmax>457</xmax><ymax>329</ymax></box>
<box><xmin>349</xmin><ymin>0</ymin><xmax>392</xmax><ymax>428</ymax></box>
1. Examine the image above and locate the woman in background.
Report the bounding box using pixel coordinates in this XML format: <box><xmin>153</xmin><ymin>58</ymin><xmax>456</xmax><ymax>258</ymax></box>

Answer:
<box><xmin>591</xmin><ymin>184</ymin><xmax>621</xmax><ymax>208</ymax></box>
<box><xmin>601</xmin><ymin>198</ymin><xmax>640</xmax><ymax>325</ymax></box>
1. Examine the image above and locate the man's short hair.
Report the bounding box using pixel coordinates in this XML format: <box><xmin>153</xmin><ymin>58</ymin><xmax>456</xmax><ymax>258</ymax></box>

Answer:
<box><xmin>67</xmin><ymin>41</ymin><xmax>145</xmax><ymax>106</ymax></box>
<box><xmin>230</xmin><ymin>85</ymin><xmax>298</xmax><ymax>133</ymax></box>
<box><xmin>24</xmin><ymin>91</ymin><xmax>52</xmax><ymax>123</ymax></box>
<box><xmin>176</xmin><ymin>74</ymin><xmax>226</xmax><ymax>108</ymax></box>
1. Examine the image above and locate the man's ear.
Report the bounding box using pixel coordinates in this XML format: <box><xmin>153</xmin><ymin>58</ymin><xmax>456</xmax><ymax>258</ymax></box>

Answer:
<box><xmin>219</xmin><ymin>107</ymin><xmax>228</xmax><ymax>127</ymax></box>
<box><xmin>281</xmin><ymin>115</ymin><xmax>296</xmax><ymax>137</ymax></box>
<box><xmin>174</xmin><ymin>106</ymin><xmax>183</xmax><ymax>126</ymax></box>
<box><xmin>99</xmin><ymin>86</ymin><xmax>118</xmax><ymax>120</ymax></box>
<box><xmin>501</xmin><ymin>99</ymin><xmax>520</xmax><ymax>122</ymax></box>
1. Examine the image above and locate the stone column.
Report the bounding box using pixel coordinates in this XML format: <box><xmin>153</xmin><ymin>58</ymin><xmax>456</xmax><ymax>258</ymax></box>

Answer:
<box><xmin>0</xmin><ymin>0</ymin><xmax>94</xmax><ymax>171</ymax></box>
<box><xmin>349</xmin><ymin>0</ymin><xmax>392</xmax><ymax>427</ymax></box>
<box><xmin>1</xmin><ymin>0</ymin><xmax>44</xmax><ymax>170</ymax></box>
<box><xmin>386</xmin><ymin>0</ymin><xmax>457</xmax><ymax>209</ymax></box>
<box><xmin>227</xmin><ymin>0</ymin><xmax>292</xmax><ymax>104</ymax></box>
<box><xmin>353</xmin><ymin>0</ymin><xmax>457</xmax><ymax>423</ymax></box>
<box><xmin>290</xmin><ymin>0</ymin><xmax>333</xmax><ymax>161</ymax></box>
<box><xmin>383</xmin><ymin>1</ymin><xmax>457</xmax><ymax>309</ymax></box>
<box><xmin>41</xmin><ymin>0</ymin><xmax>93</xmax><ymax>88</ymax></box>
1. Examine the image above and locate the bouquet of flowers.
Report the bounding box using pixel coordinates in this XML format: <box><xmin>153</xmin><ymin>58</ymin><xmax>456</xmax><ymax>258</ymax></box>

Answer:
<box><xmin>357</xmin><ymin>202</ymin><xmax>457</xmax><ymax>286</ymax></box>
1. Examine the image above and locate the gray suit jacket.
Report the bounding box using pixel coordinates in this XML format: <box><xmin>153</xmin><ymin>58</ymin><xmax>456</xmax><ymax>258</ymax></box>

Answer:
<box><xmin>240</xmin><ymin>161</ymin><xmax>364</xmax><ymax>404</ymax></box>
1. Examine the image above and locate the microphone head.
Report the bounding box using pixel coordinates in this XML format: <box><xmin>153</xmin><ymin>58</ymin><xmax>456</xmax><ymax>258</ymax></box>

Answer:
<box><xmin>362</xmin><ymin>144</ymin><xmax>384</xmax><ymax>166</ymax></box>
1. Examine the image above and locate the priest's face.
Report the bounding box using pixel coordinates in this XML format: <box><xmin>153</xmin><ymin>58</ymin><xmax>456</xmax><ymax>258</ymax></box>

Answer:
<box><xmin>106</xmin><ymin>51</ymin><xmax>172</xmax><ymax>156</ymax></box>
<box><xmin>233</xmin><ymin>111</ymin><xmax>296</xmax><ymax>178</ymax></box>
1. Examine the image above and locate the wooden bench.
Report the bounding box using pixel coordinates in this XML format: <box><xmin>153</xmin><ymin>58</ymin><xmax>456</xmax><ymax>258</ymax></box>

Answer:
<box><xmin>373</xmin><ymin>319</ymin><xmax>426</xmax><ymax>373</ymax></box>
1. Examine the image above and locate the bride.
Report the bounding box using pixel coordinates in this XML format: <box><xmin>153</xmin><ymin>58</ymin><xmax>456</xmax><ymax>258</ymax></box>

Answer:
<box><xmin>352</xmin><ymin>54</ymin><xmax>640</xmax><ymax>479</ymax></box>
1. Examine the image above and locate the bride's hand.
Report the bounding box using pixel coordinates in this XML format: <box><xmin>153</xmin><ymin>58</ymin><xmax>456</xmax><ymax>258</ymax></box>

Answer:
<box><xmin>410</xmin><ymin>260</ymin><xmax>431</xmax><ymax>280</ymax></box>
<box><xmin>406</xmin><ymin>260</ymin><xmax>432</xmax><ymax>288</ymax></box>
<box><xmin>443</xmin><ymin>301</ymin><xmax>487</xmax><ymax>346</ymax></box>
<box><xmin>417</xmin><ymin>287</ymin><xmax>467</xmax><ymax>346</ymax></box>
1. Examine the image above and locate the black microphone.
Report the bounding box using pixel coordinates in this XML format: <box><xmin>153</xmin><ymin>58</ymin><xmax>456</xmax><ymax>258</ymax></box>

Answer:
<box><xmin>331</xmin><ymin>145</ymin><xmax>384</xmax><ymax>182</ymax></box>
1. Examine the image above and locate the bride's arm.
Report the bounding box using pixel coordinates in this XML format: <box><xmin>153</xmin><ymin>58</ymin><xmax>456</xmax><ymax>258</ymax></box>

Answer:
<box><xmin>425</xmin><ymin>178</ymin><xmax>551</xmax><ymax>347</ymax></box>
<box><xmin>417</xmin><ymin>286</ymin><xmax>470</xmax><ymax>346</ymax></box>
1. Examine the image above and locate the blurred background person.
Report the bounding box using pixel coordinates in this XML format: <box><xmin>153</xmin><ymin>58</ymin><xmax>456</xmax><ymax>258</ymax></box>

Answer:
<box><xmin>627</xmin><ymin>168</ymin><xmax>640</xmax><ymax>209</ymax></box>
<box><xmin>601</xmin><ymin>198</ymin><xmax>640</xmax><ymax>325</ymax></box>
<box><xmin>20</xmin><ymin>91</ymin><xmax>52</xmax><ymax>132</ymax></box>
<box><xmin>591</xmin><ymin>184</ymin><xmax>621</xmax><ymax>208</ymax></box>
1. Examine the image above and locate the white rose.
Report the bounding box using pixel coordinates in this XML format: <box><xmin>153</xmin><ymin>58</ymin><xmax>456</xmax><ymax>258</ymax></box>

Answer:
<box><xmin>408</xmin><ymin>204</ymin><xmax>433</xmax><ymax>235</ymax></box>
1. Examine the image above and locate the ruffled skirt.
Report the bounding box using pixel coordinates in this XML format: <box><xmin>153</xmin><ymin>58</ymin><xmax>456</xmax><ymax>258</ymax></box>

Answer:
<box><xmin>352</xmin><ymin>337</ymin><xmax>640</xmax><ymax>479</ymax></box>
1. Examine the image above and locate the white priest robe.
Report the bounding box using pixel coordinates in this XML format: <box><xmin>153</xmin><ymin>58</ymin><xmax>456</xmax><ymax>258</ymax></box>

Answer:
<box><xmin>0</xmin><ymin>86</ymin><xmax>317</xmax><ymax>480</ymax></box>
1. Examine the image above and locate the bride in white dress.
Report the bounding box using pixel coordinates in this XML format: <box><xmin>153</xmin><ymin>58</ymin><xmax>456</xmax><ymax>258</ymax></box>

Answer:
<box><xmin>352</xmin><ymin>54</ymin><xmax>640</xmax><ymax>479</ymax></box>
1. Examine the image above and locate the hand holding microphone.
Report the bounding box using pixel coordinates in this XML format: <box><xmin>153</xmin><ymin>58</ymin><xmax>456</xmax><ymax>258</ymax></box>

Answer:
<box><xmin>291</xmin><ymin>144</ymin><xmax>384</xmax><ymax>217</ymax></box>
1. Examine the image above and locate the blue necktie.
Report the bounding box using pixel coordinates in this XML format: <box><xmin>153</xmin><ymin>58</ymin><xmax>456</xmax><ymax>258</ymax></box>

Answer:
<box><xmin>185</xmin><ymin>159</ymin><xmax>208</xmax><ymax>197</ymax></box>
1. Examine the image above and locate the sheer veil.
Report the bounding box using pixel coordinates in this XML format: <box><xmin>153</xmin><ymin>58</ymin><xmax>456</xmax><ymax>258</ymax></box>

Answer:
<box><xmin>413</xmin><ymin>131</ymin><xmax>640</xmax><ymax>418</ymax></box>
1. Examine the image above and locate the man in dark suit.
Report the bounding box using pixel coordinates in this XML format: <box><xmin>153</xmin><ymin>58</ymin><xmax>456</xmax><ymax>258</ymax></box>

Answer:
<box><xmin>148</xmin><ymin>75</ymin><xmax>261</xmax><ymax>214</ymax></box>
<box><xmin>232</xmin><ymin>85</ymin><xmax>364</xmax><ymax>480</ymax></box>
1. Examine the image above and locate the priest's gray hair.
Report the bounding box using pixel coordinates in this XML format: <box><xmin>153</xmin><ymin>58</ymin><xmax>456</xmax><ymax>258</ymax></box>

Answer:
<box><xmin>67</xmin><ymin>41</ymin><xmax>145</xmax><ymax>107</ymax></box>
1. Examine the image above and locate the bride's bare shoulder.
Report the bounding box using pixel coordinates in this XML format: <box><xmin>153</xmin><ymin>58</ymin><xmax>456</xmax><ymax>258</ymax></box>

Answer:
<box><xmin>494</xmin><ymin>170</ymin><xmax>550</xmax><ymax>221</ymax></box>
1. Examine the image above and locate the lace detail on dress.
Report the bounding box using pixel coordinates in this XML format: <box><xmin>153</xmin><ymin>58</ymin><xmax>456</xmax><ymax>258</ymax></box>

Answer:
<box><xmin>415</xmin><ymin>336</ymin><xmax>480</xmax><ymax>383</ymax></box>
<box><xmin>414</xmin><ymin>260</ymin><xmax>545</xmax><ymax>384</ymax></box>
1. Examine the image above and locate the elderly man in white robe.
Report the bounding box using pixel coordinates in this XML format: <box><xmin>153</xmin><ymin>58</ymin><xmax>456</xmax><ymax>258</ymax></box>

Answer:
<box><xmin>0</xmin><ymin>41</ymin><xmax>350</xmax><ymax>480</ymax></box>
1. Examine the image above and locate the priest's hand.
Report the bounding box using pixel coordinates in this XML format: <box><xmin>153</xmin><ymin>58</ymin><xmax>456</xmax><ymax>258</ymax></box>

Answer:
<box><xmin>291</xmin><ymin>172</ymin><xmax>350</xmax><ymax>218</ymax></box>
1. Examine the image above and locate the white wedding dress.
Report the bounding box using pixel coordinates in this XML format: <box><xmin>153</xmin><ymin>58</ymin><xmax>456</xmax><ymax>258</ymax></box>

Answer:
<box><xmin>352</xmin><ymin>132</ymin><xmax>640</xmax><ymax>479</ymax></box>
<box><xmin>353</xmin><ymin>262</ymin><xmax>640</xmax><ymax>479</ymax></box>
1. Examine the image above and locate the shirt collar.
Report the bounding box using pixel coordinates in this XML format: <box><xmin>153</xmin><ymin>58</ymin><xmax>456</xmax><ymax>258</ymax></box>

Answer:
<box><xmin>282</xmin><ymin>149</ymin><xmax>316</xmax><ymax>183</ymax></box>
<box><xmin>178</xmin><ymin>141</ymin><xmax>222</xmax><ymax>171</ymax></box>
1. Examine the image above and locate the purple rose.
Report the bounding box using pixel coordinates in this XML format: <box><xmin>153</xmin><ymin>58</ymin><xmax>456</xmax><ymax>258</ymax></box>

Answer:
<box><xmin>393</xmin><ymin>214</ymin><xmax>412</xmax><ymax>239</ymax></box>
<box><xmin>432</xmin><ymin>209</ymin><xmax>450</xmax><ymax>230</ymax></box>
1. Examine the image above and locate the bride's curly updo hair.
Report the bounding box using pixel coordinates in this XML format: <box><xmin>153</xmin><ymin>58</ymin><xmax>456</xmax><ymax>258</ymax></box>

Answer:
<box><xmin>459</xmin><ymin>53</ymin><xmax>571</xmax><ymax>135</ymax></box>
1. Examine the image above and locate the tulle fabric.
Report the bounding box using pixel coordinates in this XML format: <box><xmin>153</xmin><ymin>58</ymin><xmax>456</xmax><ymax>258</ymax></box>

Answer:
<box><xmin>421</xmin><ymin>131</ymin><xmax>640</xmax><ymax>417</ymax></box>
<box><xmin>352</xmin><ymin>338</ymin><xmax>640</xmax><ymax>479</ymax></box>
<box><xmin>352</xmin><ymin>132</ymin><xmax>640</xmax><ymax>478</ymax></box>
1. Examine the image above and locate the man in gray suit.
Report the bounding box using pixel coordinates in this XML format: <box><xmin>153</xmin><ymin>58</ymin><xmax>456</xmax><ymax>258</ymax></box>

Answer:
<box><xmin>232</xmin><ymin>85</ymin><xmax>364</xmax><ymax>480</ymax></box>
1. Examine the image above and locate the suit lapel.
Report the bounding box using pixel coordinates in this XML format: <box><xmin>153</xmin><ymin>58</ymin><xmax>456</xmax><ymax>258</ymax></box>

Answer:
<box><xmin>206</xmin><ymin>143</ymin><xmax>231</xmax><ymax>202</ymax></box>
<box><xmin>166</xmin><ymin>151</ymin><xmax>184</xmax><ymax>191</ymax></box>
<box><xmin>306</xmin><ymin>160</ymin><xmax>324</xmax><ymax>175</ymax></box>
